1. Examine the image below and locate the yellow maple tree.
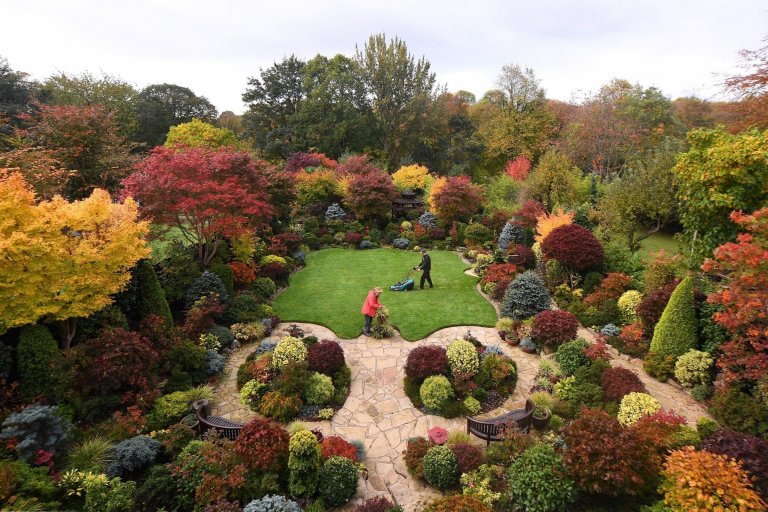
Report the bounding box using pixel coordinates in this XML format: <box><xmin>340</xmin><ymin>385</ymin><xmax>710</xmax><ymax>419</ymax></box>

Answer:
<box><xmin>427</xmin><ymin>176</ymin><xmax>447</xmax><ymax>213</ymax></box>
<box><xmin>0</xmin><ymin>171</ymin><xmax>149</xmax><ymax>347</ymax></box>
<box><xmin>534</xmin><ymin>207</ymin><xmax>574</xmax><ymax>244</ymax></box>
<box><xmin>392</xmin><ymin>164</ymin><xmax>434</xmax><ymax>192</ymax></box>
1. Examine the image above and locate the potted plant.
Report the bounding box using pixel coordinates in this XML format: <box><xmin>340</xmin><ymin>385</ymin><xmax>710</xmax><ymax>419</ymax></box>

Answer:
<box><xmin>529</xmin><ymin>391</ymin><xmax>554</xmax><ymax>430</ymax></box>
<box><xmin>496</xmin><ymin>317</ymin><xmax>515</xmax><ymax>341</ymax></box>
<box><xmin>519</xmin><ymin>337</ymin><xmax>537</xmax><ymax>354</ymax></box>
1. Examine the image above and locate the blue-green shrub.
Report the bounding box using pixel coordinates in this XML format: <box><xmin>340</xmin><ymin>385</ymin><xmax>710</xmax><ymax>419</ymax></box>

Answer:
<box><xmin>185</xmin><ymin>271</ymin><xmax>229</xmax><ymax>309</ymax></box>
<box><xmin>244</xmin><ymin>495</ymin><xmax>303</xmax><ymax>512</ymax></box>
<box><xmin>0</xmin><ymin>404</ymin><xmax>72</xmax><ymax>463</ymax></box>
<box><xmin>501</xmin><ymin>271</ymin><xmax>551</xmax><ymax>320</ymax></box>
<box><xmin>107</xmin><ymin>435</ymin><xmax>162</xmax><ymax>477</ymax></box>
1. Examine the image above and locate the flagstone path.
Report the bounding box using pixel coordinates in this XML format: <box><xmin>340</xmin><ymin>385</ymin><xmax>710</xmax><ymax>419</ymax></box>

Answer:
<box><xmin>211</xmin><ymin>320</ymin><xmax>709</xmax><ymax>511</ymax></box>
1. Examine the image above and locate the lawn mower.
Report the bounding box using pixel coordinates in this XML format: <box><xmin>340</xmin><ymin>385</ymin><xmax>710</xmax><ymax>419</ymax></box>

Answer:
<box><xmin>390</xmin><ymin>269</ymin><xmax>415</xmax><ymax>291</ymax></box>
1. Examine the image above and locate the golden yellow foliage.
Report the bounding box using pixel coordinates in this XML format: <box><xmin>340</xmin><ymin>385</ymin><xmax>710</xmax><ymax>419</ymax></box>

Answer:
<box><xmin>534</xmin><ymin>207</ymin><xmax>574</xmax><ymax>244</ymax></box>
<box><xmin>392</xmin><ymin>164</ymin><xmax>433</xmax><ymax>192</ymax></box>
<box><xmin>427</xmin><ymin>176</ymin><xmax>447</xmax><ymax>213</ymax></box>
<box><xmin>0</xmin><ymin>171</ymin><xmax>149</xmax><ymax>345</ymax></box>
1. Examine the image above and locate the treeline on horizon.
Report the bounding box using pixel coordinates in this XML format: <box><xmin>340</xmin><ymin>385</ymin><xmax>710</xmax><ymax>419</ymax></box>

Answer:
<box><xmin>2</xmin><ymin>33</ymin><xmax>765</xmax><ymax>179</ymax></box>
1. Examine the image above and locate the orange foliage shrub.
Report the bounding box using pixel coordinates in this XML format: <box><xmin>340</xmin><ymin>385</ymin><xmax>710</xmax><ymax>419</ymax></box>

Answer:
<box><xmin>661</xmin><ymin>446</ymin><xmax>765</xmax><ymax>511</ymax></box>
<box><xmin>534</xmin><ymin>208</ymin><xmax>574</xmax><ymax>244</ymax></box>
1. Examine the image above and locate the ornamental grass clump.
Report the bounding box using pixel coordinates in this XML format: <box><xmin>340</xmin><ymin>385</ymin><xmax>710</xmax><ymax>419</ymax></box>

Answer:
<box><xmin>371</xmin><ymin>306</ymin><xmax>395</xmax><ymax>339</ymax></box>
<box><xmin>446</xmin><ymin>339</ymin><xmax>479</xmax><ymax>376</ymax></box>
<box><xmin>272</xmin><ymin>336</ymin><xmax>308</xmax><ymax>370</ymax></box>
<box><xmin>422</xmin><ymin>445</ymin><xmax>459</xmax><ymax>490</ymax></box>
<box><xmin>618</xmin><ymin>392</ymin><xmax>661</xmax><ymax>426</ymax></box>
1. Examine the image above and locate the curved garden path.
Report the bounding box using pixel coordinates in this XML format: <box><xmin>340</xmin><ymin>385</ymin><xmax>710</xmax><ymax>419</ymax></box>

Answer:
<box><xmin>211</xmin><ymin>321</ymin><xmax>710</xmax><ymax>511</ymax></box>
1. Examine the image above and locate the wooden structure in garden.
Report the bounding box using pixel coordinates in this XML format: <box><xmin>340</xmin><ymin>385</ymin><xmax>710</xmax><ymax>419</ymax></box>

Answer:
<box><xmin>466</xmin><ymin>399</ymin><xmax>534</xmax><ymax>446</ymax></box>
<box><xmin>392</xmin><ymin>190</ymin><xmax>425</xmax><ymax>218</ymax></box>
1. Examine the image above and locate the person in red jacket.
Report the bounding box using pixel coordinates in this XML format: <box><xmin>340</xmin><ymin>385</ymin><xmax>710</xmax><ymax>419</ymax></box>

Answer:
<box><xmin>361</xmin><ymin>287</ymin><xmax>383</xmax><ymax>336</ymax></box>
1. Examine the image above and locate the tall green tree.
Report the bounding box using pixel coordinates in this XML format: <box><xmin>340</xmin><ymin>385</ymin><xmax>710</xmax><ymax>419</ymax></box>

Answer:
<box><xmin>296</xmin><ymin>54</ymin><xmax>378</xmax><ymax>157</ymax></box>
<box><xmin>674</xmin><ymin>127</ymin><xmax>768</xmax><ymax>261</ymax></box>
<box><xmin>41</xmin><ymin>72</ymin><xmax>139</xmax><ymax>138</ymax></box>
<box><xmin>471</xmin><ymin>65</ymin><xmax>557</xmax><ymax>176</ymax></box>
<box><xmin>134</xmin><ymin>84</ymin><xmax>217</xmax><ymax>147</ymax></box>
<box><xmin>527</xmin><ymin>149</ymin><xmax>583</xmax><ymax>209</ymax></box>
<box><xmin>0</xmin><ymin>56</ymin><xmax>40</xmax><ymax>147</ymax></box>
<box><xmin>242</xmin><ymin>55</ymin><xmax>306</xmax><ymax>159</ymax></box>
<box><xmin>595</xmin><ymin>140</ymin><xmax>679</xmax><ymax>251</ymax></box>
<box><xmin>561</xmin><ymin>79</ymin><xmax>682</xmax><ymax>178</ymax></box>
<box><xmin>354</xmin><ymin>34</ymin><xmax>436</xmax><ymax>168</ymax></box>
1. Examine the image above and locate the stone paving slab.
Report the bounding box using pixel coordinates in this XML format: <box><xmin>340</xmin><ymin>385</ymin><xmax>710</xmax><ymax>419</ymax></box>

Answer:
<box><xmin>212</xmin><ymin>321</ymin><xmax>709</xmax><ymax>511</ymax></box>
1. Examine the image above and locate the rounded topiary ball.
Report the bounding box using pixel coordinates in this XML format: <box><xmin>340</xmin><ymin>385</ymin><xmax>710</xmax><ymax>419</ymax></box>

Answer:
<box><xmin>318</xmin><ymin>455</ymin><xmax>358</xmax><ymax>506</ymax></box>
<box><xmin>422</xmin><ymin>445</ymin><xmax>459</xmax><ymax>490</ymax></box>
<box><xmin>420</xmin><ymin>375</ymin><xmax>455</xmax><ymax>411</ymax></box>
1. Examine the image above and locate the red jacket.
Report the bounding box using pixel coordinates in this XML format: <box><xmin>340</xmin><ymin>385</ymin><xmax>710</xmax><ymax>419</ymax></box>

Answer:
<box><xmin>361</xmin><ymin>291</ymin><xmax>382</xmax><ymax>317</ymax></box>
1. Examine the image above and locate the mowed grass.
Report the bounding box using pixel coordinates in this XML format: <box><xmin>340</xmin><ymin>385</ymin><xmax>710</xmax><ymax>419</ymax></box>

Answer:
<box><xmin>273</xmin><ymin>248</ymin><xmax>498</xmax><ymax>340</ymax></box>
<box><xmin>637</xmin><ymin>232</ymin><xmax>683</xmax><ymax>262</ymax></box>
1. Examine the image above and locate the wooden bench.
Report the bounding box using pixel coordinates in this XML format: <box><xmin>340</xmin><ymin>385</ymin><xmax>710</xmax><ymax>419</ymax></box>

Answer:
<box><xmin>192</xmin><ymin>399</ymin><xmax>244</xmax><ymax>440</ymax></box>
<box><xmin>466</xmin><ymin>399</ymin><xmax>534</xmax><ymax>446</ymax></box>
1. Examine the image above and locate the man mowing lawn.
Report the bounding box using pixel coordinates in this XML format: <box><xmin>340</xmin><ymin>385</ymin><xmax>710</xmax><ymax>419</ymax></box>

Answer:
<box><xmin>414</xmin><ymin>249</ymin><xmax>433</xmax><ymax>289</ymax></box>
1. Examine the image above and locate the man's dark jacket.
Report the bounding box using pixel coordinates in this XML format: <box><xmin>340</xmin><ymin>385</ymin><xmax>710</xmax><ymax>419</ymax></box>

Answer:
<box><xmin>418</xmin><ymin>253</ymin><xmax>431</xmax><ymax>272</ymax></box>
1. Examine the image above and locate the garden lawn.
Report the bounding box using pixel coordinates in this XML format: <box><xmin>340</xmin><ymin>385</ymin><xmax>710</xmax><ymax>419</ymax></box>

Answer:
<box><xmin>273</xmin><ymin>248</ymin><xmax>497</xmax><ymax>340</ymax></box>
<box><xmin>637</xmin><ymin>232</ymin><xmax>683</xmax><ymax>261</ymax></box>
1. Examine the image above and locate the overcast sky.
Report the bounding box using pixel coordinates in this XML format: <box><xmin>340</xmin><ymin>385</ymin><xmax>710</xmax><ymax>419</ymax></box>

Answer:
<box><xmin>2</xmin><ymin>0</ymin><xmax>767</xmax><ymax>113</ymax></box>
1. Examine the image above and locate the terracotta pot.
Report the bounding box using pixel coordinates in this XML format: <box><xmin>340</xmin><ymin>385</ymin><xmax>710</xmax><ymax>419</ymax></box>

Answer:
<box><xmin>311</xmin><ymin>429</ymin><xmax>324</xmax><ymax>443</ymax></box>
<box><xmin>520</xmin><ymin>345</ymin><xmax>536</xmax><ymax>354</ymax></box>
<box><xmin>498</xmin><ymin>331</ymin><xmax>507</xmax><ymax>341</ymax></box>
<box><xmin>506</xmin><ymin>337</ymin><xmax>520</xmax><ymax>347</ymax></box>
<box><xmin>532</xmin><ymin>411</ymin><xmax>551</xmax><ymax>430</ymax></box>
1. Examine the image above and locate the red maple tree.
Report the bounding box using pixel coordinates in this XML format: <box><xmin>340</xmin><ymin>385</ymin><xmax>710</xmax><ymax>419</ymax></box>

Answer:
<box><xmin>122</xmin><ymin>146</ymin><xmax>273</xmax><ymax>265</ymax></box>
<box><xmin>504</xmin><ymin>155</ymin><xmax>532</xmax><ymax>181</ymax></box>
<box><xmin>702</xmin><ymin>208</ymin><xmax>768</xmax><ymax>384</ymax></box>
<box><xmin>431</xmin><ymin>176</ymin><xmax>484</xmax><ymax>223</ymax></box>
<box><xmin>345</xmin><ymin>170</ymin><xmax>398</xmax><ymax>220</ymax></box>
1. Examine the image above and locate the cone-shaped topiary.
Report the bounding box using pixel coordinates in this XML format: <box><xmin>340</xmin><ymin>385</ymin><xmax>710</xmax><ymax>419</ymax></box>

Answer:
<box><xmin>497</xmin><ymin>222</ymin><xmax>524</xmax><ymax>253</ymax></box>
<box><xmin>501</xmin><ymin>271</ymin><xmax>551</xmax><ymax>320</ymax></box>
<box><xmin>649</xmin><ymin>276</ymin><xmax>697</xmax><ymax>358</ymax></box>
<box><xmin>136</xmin><ymin>260</ymin><xmax>173</xmax><ymax>326</ymax></box>
<box><xmin>17</xmin><ymin>325</ymin><xmax>61</xmax><ymax>400</ymax></box>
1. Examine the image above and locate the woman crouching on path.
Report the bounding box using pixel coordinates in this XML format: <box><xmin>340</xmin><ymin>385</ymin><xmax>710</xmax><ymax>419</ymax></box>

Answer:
<box><xmin>361</xmin><ymin>287</ymin><xmax>383</xmax><ymax>336</ymax></box>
